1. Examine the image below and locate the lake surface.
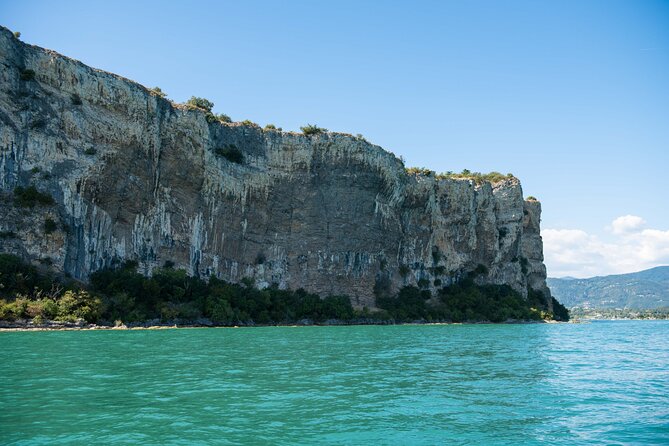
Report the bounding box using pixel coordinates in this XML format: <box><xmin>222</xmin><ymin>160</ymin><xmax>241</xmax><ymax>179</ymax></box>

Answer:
<box><xmin>1</xmin><ymin>321</ymin><xmax>668</xmax><ymax>445</ymax></box>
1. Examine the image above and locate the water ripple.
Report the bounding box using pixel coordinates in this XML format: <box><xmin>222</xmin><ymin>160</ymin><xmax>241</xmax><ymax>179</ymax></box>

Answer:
<box><xmin>1</xmin><ymin>322</ymin><xmax>668</xmax><ymax>445</ymax></box>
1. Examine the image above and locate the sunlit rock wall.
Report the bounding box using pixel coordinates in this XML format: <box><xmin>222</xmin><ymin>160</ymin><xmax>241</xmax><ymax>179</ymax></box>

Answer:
<box><xmin>0</xmin><ymin>27</ymin><xmax>552</xmax><ymax>307</ymax></box>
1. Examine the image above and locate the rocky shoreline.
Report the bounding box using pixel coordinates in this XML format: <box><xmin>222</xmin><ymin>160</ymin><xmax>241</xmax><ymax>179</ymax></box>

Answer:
<box><xmin>0</xmin><ymin>318</ymin><xmax>557</xmax><ymax>331</ymax></box>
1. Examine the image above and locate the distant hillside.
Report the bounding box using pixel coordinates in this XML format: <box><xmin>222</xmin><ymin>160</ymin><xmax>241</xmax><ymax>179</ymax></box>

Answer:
<box><xmin>547</xmin><ymin>266</ymin><xmax>669</xmax><ymax>309</ymax></box>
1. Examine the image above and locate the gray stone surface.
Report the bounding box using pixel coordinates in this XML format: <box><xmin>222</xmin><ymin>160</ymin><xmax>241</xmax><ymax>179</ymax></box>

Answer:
<box><xmin>0</xmin><ymin>27</ymin><xmax>551</xmax><ymax>307</ymax></box>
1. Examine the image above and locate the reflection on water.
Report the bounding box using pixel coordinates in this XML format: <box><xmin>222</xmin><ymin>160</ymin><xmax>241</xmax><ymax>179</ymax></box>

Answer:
<box><xmin>1</xmin><ymin>322</ymin><xmax>668</xmax><ymax>445</ymax></box>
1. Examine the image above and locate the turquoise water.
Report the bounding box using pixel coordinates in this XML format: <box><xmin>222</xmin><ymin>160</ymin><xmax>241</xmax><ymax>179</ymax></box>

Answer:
<box><xmin>1</xmin><ymin>321</ymin><xmax>668</xmax><ymax>445</ymax></box>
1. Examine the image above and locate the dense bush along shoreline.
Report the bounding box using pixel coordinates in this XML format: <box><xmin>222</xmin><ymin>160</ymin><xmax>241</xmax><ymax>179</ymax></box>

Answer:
<box><xmin>0</xmin><ymin>254</ymin><xmax>568</xmax><ymax>326</ymax></box>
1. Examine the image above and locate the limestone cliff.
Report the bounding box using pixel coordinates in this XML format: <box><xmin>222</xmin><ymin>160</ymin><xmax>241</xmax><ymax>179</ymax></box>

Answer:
<box><xmin>0</xmin><ymin>27</ymin><xmax>551</xmax><ymax>308</ymax></box>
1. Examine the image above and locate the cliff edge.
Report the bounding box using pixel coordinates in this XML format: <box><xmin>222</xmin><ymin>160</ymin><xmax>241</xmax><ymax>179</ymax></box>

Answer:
<box><xmin>0</xmin><ymin>27</ymin><xmax>552</xmax><ymax>308</ymax></box>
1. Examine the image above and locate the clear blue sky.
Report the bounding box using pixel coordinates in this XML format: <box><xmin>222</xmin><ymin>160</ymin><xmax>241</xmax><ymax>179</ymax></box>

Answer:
<box><xmin>2</xmin><ymin>0</ymin><xmax>668</xmax><ymax>276</ymax></box>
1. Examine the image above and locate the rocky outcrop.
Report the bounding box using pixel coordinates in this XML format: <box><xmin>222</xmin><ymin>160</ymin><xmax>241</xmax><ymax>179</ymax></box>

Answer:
<box><xmin>0</xmin><ymin>27</ymin><xmax>552</xmax><ymax>307</ymax></box>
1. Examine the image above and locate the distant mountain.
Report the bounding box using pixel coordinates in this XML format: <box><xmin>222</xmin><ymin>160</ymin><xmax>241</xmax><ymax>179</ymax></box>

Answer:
<box><xmin>548</xmin><ymin>266</ymin><xmax>669</xmax><ymax>309</ymax></box>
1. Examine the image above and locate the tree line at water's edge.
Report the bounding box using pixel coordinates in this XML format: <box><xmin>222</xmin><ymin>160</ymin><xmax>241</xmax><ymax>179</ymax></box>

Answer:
<box><xmin>0</xmin><ymin>254</ymin><xmax>569</xmax><ymax>326</ymax></box>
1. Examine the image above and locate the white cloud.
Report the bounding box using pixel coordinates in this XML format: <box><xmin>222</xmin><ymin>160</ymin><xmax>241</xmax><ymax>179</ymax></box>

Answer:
<box><xmin>543</xmin><ymin>215</ymin><xmax>669</xmax><ymax>278</ymax></box>
<box><xmin>609</xmin><ymin>215</ymin><xmax>646</xmax><ymax>235</ymax></box>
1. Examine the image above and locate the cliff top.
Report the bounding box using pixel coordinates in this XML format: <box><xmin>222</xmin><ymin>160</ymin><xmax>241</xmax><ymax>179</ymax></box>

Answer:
<box><xmin>3</xmin><ymin>25</ymin><xmax>522</xmax><ymax>189</ymax></box>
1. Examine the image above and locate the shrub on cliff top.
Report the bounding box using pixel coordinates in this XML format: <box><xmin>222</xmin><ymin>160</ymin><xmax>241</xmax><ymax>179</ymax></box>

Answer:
<box><xmin>301</xmin><ymin>124</ymin><xmax>327</xmax><ymax>136</ymax></box>
<box><xmin>526</xmin><ymin>196</ymin><xmax>538</xmax><ymax>201</ymax></box>
<box><xmin>185</xmin><ymin>96</ymin><xmax>214</xmax><ymax>112</ymax></box>
<box><xmin>264</xmin><ymin>124</ymin><xmax>282</xmax><ymax>131</ymax></box>
<box><xmin>217</xmin><ymin>113</ymin><xmax>232</xmax><ymax>123</ymax></box>
<box><xmin>149</xmin><ymin>87</ymin><xmax>167</xmax><ymax>99</ymax></box>
<box><xmin>203</xmin><ymin>112</ymin><xmax>232</xmax><ymax>125</ymax></box>
<box><xmin>435</xmin><ymin>170</ymin><xmax>515</xmax><ymax>185</ymax></box>
<box><xmin>405</xmin><ymin>167</ymin><xmax>433</xmax><ymax>176</ymax></box>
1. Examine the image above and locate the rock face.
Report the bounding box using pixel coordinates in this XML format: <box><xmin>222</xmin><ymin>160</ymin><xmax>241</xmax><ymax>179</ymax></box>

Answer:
<box><xmin>0</xmin><ymin>27</ymin><xmax>552</xmax><ymax>308</ymax></box>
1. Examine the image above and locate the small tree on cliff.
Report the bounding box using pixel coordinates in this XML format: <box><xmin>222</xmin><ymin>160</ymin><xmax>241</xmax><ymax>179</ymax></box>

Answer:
<box><xmin>301</xmin><ymin>124</ymin><xmax>327</xmax><ymax>136</ymax></box>
<box><xmin>186</xmin><ymin>96</ymin><xmax>214</xmax><ymax>112</ymax></box>
<box><xmin>149</xmin><ymin>87</ymin><xmax>167</xmax><ymax>99</ymax></box>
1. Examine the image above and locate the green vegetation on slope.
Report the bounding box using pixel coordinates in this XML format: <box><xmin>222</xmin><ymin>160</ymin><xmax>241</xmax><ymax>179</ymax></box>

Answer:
<box><xmin>0</xmin><ymin>254</ymin><xmax>568</xmax><ymax>325</ymax></box>
<box><xmin>300</xmin><ymin>124</ymin><xmax>327</xmax><ymax>136</ymax></box>
<box><xmin>148</xmin><ymin>87</ymin><xmax>167</xmax><ymax>99</ymax></box>
<box><xmin>405</xmin><ymin>168</ymin><xmax>516</xmax><ymax>185</ymax></box>
<box><xmin>547</xmin><ymin>266</ymin><xmax>669</xmax><ymax>309</ymax></box>
<box><xmin>0</xmin><ymin>254</ymin><xmax>100</xmax><ymax>323</ymax></box>
<box><xmin>551</xmin><ymin>297</ymin><xmax>570</xmax><ymax>321</ymax></box>
<box><xmin>0</xmin><ymin>255</ymin><xmax>356</xmax><ymax>325</ymax></box>
<box><xmin>376</xmin><ymin>274</ymin><xmax>568</xmax><ymax>322</ymax></box>
<box><xmin>570</xmin><ymin>307</ymin><xmax>669</xmax><ymax>320</ymax></box>
<box><xmin>89</xmin><ymin>262</ymin><xmax>354</xmax><ymax>324</ymax></box>
<box><xmin>184</xmin><ymin>96</ymin><xmax>232</xmax><ymax>124</ymax></box>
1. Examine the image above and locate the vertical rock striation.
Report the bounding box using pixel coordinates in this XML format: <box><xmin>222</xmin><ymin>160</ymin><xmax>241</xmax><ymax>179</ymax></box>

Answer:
<box><xmin>0</xmin><ymin>27</ymin><xmax>552</xmax><ymax>307</ymax></box>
